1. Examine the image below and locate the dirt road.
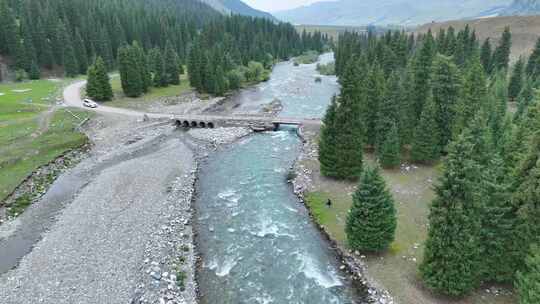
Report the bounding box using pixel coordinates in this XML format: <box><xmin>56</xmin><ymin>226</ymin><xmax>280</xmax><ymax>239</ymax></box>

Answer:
<box><xmin>62</xmin><ymin>80</ymin><xmax>171</xmax><ymax>119</ymax></box>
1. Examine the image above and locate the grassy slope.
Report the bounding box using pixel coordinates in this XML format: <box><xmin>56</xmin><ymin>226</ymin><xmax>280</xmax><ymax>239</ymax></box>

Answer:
<box><xmin>104</xmin><ymin>74</ymin><xmax>192</xmax><ymax>110</ymax></box>
<box><xmin>0</xmin><ymin>80</ymin><xmax>89</xmax><ymax>201</ymax></box>
<box><xmin>416</xmin><ymin>15</ymin><xmax>540</xmax><ymax>61</ymax></box>
<box><xmin>303</xmin><ymin>151</ymin><xmax>517</xmax><ymax>304</ymax></box>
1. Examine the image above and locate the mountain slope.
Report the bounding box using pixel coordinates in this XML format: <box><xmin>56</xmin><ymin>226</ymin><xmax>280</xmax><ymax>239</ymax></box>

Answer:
<box><xmin>416</xmin><ymin>15</ymin><xmax>540</xmax><ymax>61</ymax></box>
<box><xmin>502</xmin><ymin>0</ymin><xmax>540</xmax><ymax>16</ymax></box>
<box><xmin>199</xmin><ymin>0</ymin><xmax>275</xmax><ymax>20</ymax></box>
<box><xmin>275</xmin><ymin>0</ymin><xmax>511</xmax><ymax>26</ymax></box>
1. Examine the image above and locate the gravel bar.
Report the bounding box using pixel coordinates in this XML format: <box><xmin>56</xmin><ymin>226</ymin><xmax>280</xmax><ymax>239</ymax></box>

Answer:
<box><xmin>0</xmin><ymin>120</ymin><xmax>197</xmax><ymax>304</ymax></box>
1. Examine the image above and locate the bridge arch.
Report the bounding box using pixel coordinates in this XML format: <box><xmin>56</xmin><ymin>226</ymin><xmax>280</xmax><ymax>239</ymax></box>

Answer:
<box><xmin>191</xmin><ymin>121</ymin><xmax>198</xmax><ymax>127</ymax></box>
<box><xmin>183</xmin><ymin>121</ymin><xmax>190</xmax><ymax>127</ymax></box>
<box><xmin>207</xmin><ymin>122</ymin><xmax>215</xmax><ymax>128</ymax></box>
<box><xmin>199</xmin><ymin>121</ymin><xmax>206</xmax><ymax>128</ymax></box>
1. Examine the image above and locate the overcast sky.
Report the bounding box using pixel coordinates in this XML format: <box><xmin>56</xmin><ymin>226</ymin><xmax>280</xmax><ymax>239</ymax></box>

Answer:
<box><xmin>242</xmin><ymin>0</ymin><xmax>325</xmax><ymax>12</ymax></box>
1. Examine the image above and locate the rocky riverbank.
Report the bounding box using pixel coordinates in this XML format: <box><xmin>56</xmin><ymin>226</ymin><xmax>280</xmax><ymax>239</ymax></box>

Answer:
<box><xmin>0</xmin><ymin>144</ymin><xmax>89</xmax><ymax>224</ymax></box>
<box><xmin>291</xmin><ymin>127</ymin><xmax>395</xmax><ymax>304</ymax></box>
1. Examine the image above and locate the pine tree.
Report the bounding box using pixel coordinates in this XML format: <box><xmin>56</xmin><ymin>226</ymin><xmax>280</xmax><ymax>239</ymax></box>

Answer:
<box><xmin>379</xmin><ymin>122</ymin><xmax>400</xmax><ymax>169</ymax></box>
<box><xmin>509</xmin><ymin>57</ymin><xmax>525</xmax><ymax>101</ymax></box>
<box><xmin>420</xmin><ymin>130</ymin><xmax>482</xmax><ymax>296</ymax></box>
<box><xmin>164</xmin><ymin>41</ymin><xmax>180</xmax><ymax>85</ymax></box>
<box><xmin>346</xmin><ymin>165</ymin><xmax>396</xmax><ymax>252</ymax></box>
<box><xmin>480</xmin><ymin>38</ymin><xmax>493</xmax><ymax>74</ymax></box>
<box><xmin>492</xmin><ymin>27</ymin><xmax>512</xmax><ymax>72</ymax></box>
<box><xmin>411</xmin><ymin>97</ymin><xmax>440</xmax><ymax>164</ymax></box>
<box><xmin>516</xmin><ymin>244</ymin><xmax>540</xmax><ymax>304</ymax></box>
<box><xmin>319</xmin><ymin>96</ymin><xmax>340</xmax><ymax>177</ymax></box>
<box><xmin>431</xmin><ymin>54</ymin><xmax>461</xmax><ymax>149</ymax></box>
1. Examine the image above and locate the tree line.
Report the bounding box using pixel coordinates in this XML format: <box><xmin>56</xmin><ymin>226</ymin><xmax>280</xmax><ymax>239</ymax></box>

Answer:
<box><xmin>323</xmin><ymin>26</ymin><xmax>540</xmax><ymax>302</ymax></box>
<box><xmin>0</xmin><ymin>0</ymin><xmax>214</xmax><ymax>80</ymax></box>
<box><xmin>0</xmin><ymin>0</ymin><xmax>328</xmax><ymax>97</ymax></box>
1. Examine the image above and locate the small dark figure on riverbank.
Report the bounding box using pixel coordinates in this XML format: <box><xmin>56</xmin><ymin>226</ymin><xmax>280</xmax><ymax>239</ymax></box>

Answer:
<box><xmin>326</xmin><ymin>199</ymin><xmax>332</xmax><ymax>207</ymax></box>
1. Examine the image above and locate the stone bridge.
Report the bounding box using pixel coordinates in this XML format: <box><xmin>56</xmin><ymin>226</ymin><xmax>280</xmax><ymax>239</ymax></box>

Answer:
<box><xmin>172</xmin><ymin>114</ymin><xmax>322</xmax><ymax>131</ymax></box>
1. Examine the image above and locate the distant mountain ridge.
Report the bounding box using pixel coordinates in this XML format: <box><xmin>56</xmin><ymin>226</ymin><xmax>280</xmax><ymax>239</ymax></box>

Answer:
<box><xmin>275</xmin><ymin>0</ymin><xmax>513</xmax><ymax>26</ymax></box>
<box><xmin>199</xmin><ymin>0</ymin><xmax>276</xmax><ymax>20</ymax></box>
<box><xmin>502</xmin><ymin>0</ymin><xmax>540</xmax><ymax>15</ymax></box>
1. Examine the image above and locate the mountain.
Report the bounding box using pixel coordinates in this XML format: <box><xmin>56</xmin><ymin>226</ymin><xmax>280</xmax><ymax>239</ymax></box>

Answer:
<box><xmin>502</xmin><ymin>0</ymin><xmax>540</xmax><ymax>16</ymax></box>
<box><xmin>275</xmin><ymin>0</ymin><xmax>512</xmax><ymax>26</ymax></box>
<box><xmin>199</xmin><ymin>0</ymin><xmax>276</xmax><ymax>20</ymax></box>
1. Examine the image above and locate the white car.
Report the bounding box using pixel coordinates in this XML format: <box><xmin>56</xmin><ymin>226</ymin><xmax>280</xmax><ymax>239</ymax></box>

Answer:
<box><xmin>83</xmin><ymin>99</ymin><xmax>98</xmax><ymax>108</ymax></box>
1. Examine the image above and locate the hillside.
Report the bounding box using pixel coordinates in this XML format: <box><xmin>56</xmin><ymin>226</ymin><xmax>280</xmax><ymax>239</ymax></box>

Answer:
<box><xmin>416</xmin><ymin>15</ymin><xmax>540</xmax><ymax>60</ymax></box>
<box><xmin>199</xmin><ymin>0</ymin><xmax>275</xmax><ymax>20</ymax></box>
<box><xmin>275</xmin><ymin>0</ymin><xmax>511</xmax><ymax>26</ymax></box>
<box><xmin>502</xmin><ymin>0</ymin><xmax>540</xmax><ymax>16</ymax></box>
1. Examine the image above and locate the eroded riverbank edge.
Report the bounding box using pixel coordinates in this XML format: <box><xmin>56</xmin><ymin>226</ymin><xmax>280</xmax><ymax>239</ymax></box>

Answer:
<box><xmin>291</xmin><ymin>125</ymin><xmax>395</xmax><ymax>304</ymax></box>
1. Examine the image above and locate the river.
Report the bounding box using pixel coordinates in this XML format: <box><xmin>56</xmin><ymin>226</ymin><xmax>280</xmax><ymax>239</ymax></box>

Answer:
<box><xmin>195</xmin><ymin>53</ymin><xmax>366</xmax><ymax>303</ymax></box>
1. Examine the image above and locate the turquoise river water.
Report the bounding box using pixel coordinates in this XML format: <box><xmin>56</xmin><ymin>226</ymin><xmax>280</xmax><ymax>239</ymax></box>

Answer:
<box><xmin>195</xmin><ymin>53</ymin><xmax>367</xmax><ymax>303</ymax></box>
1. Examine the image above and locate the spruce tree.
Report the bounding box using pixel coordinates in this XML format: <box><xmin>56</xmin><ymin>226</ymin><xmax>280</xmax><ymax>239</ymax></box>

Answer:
<box><xmin>346</xmin><ymin>165</ymin><xmax>396</xmax><ymax>252</ymax></box>
<box><xmin>333</xmin><ymin>92</ymin><xmax>364</xmax><ymax>180</ymax></box>
<box><xmin>118</xmin><ymin>46</ymin><xmax>143</xmax><ymax>97</ymax></box>
<box><xmin>477</xmin><ymin>155</ymin><xmax>517</xmax><ymax>283</ymax></box>
<box><xmin>364</xmin><ymin>63</ymin><xmax>386</xmax><ymax>147</ymax></box>
<box><xmin>57</xmin><ymin>23</ymin><xmax>79</xmax><ymax>77</ymax></box>
<box><xmin>153</xmin><ymin>49</ymin><xmax>167</xmax><ymax>87</ymax></box>
<box><xmin>508</xmin><ymin>57</ymin><xmax>525</xmax><ymax>101</ymax></box>
<box><xmin>188</xmin><ymin>42</ymin><xmax>202</xmax><ymax>90</ymax></box>
<box><xmin>480</xmin><ymin>38</ymin><xmax>493</xmax><ymax>74</ymax></box>
<box><xmin>412</xmin><ymin>31</ymin><xmax>435</xmax><ymax>122</ymax></box>
<box><xmin>514</xmin><ymin>78</ymin><xmax>535</xmax><ymax>121</ymax></box>
<box><xmin>420</xmin><ymin>130</ymin><xmax>482</xmax><ymax>296</ymax></box>
<box><xmin>376</xmin><ymin>72</ymin><xmax>401</xmax><ymax>150</ymax></box>
<box><xmin>526</xmin><ymin>38</ymin><xmax>540</xmax><ymax>80</ymax></box>
<box><xmin>516</xmin><ymin>244</ymin><xmax>540</xmax><ymax>304</ymax></box>
<box><xmin>28</xmin><ymin>60</ymin><xmax>40</xmax><ymax>80</ymax></box>
<box><xmin>512</xmin><ymin>133</ymin><xmax>540</xmax><ymax>270</ymax></box>
<box><xmin>319</xmin><ymin>96</ymin><xmax>340</xmax><ymax>177</ymax></box>
<box><xmin>0</xmin><ymin>0</ymin><xmax>19</xmax><ymax>55</ymax></box>
<box><xmin>379</xmin><ymin>122</ymin><xmax>400</xmax><ymax>169</ymax></box>
<box><xmin>454</xmin><ymin>59</ymin><xmax>488</xmax><ymax>136</ymax></box>
<box><xmin>164</xmin><ymin>41</ymin><xmax>181</xmax><ymax>85</ymax></box>
<box><xmin>74</xmin><ymin>29</ymin><xmax>88</xmax><ymax>75</ymax></box>
<box><xmin>411</xmin><ymin>97</ymin><xmax>440</xmax><ymax>164</ymax></box>
<box><xmin>86</xmin><ymin>57</ymin><xmax>112</xmax><ymax>101</ymax></box>
<box><xmin>431</xmin><ymin>54</ymin><xmax>461</xmax><ymax>149</ymax></box>
<box><xmin>132</xmin><ymin>42</ymin><xmax>151</xmax><ymax>93</ymax></box>
<box><xmin>492</xmin><ymin>27</ymin><xmax>512</xmax><ymax>72</ymax></box>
